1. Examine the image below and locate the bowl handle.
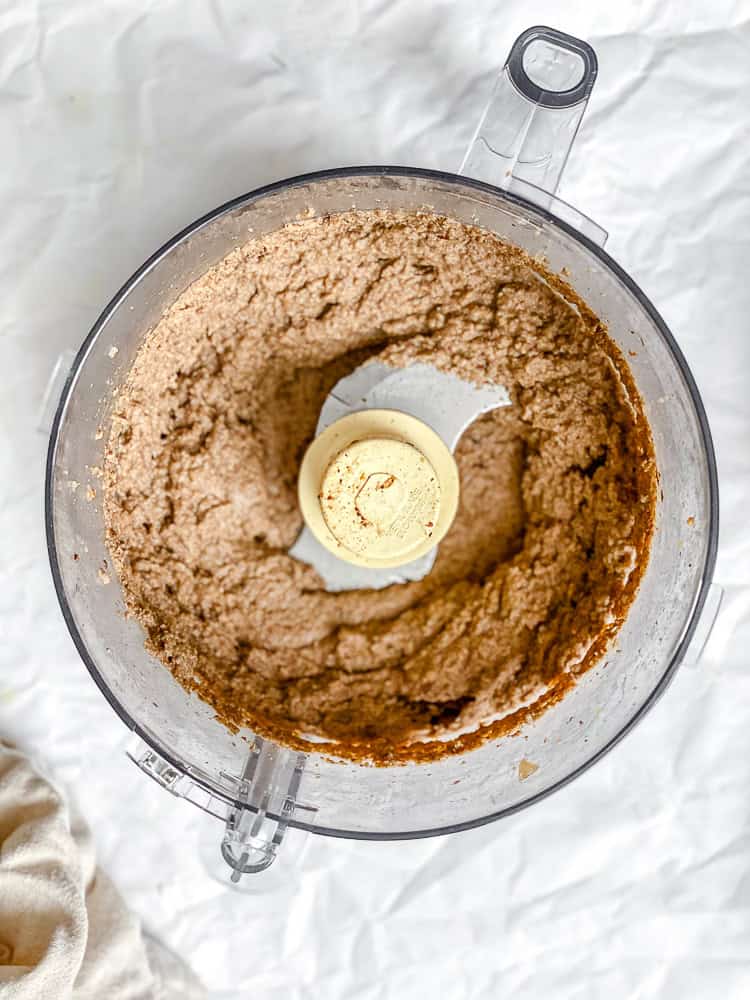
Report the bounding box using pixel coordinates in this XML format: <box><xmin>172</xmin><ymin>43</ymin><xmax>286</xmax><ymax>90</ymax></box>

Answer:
<box><xmin>460</xmin><ymin>26</ymin><xmax>608</xmax><ymax>247</ymax></box>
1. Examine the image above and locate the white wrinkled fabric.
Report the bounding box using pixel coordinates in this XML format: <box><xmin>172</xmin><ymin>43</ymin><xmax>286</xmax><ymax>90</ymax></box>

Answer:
<box><xmin>0</xmin><ymin>744</ymin><xmax>205</xmax><ymax>1000</ymax></box>
<box><xmin>1</xmin><ymin>1</ymin><xmax>749</xmax><ymax>997</ymax></box>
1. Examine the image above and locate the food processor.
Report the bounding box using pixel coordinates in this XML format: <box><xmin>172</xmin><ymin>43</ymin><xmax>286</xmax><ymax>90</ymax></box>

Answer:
<box><xmin>45</xmin><ymin>26</ymin><xmax>719</xmax><ymax>881</ymax></box>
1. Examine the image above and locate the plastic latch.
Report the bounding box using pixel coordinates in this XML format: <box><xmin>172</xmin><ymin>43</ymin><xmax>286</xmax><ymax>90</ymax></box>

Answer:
<box><xmin>38</xmin><ymin>349</ymin><xmax>76</xmax><ymax>436</ymax></box>
<box><xmin>131</xmin><ymin>745</ymin><xmax>183</xmax><ymax>790</ymax></box>
<box><xmin>220</xmin><ymin>738</ymin><xmax>308</xmax><ymax>882</ymax></box>
<box><xmin>682</xmin><ymin>583</ymin><xmax>724</xmax><ymax>668</ymax></box>
<box><xmin>126</xmin><ymin>736</ymin><xmax>231</xmax><ymax>821</ymax></box>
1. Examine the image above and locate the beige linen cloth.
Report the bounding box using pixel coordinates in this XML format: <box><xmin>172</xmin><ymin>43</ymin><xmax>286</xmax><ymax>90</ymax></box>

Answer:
<box><xmin>0</xmin><ymin>742</ymin><xmax>205</xmax><ymax>1000</ymax></box>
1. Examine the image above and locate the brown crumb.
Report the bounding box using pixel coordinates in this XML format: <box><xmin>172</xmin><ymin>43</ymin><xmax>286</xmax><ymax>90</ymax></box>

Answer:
<box><xmin>518</xmin><ymin>759</ymin><xmax>539</xmax><ymax>780</ymax></box>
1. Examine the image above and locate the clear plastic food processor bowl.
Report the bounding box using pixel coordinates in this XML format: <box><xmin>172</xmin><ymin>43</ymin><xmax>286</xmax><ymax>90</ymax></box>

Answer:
<box><xmin>45</xmin><ymin>28</ymin><xmax>718</xmax><ymax>879</ymax></box>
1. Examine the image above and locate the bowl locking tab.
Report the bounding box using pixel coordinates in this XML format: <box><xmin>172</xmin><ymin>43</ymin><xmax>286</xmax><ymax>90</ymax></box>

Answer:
<box><xmin>220</xmin><ymin>739</ymin><xmax>308</xmax><ymax>881</ymax></box>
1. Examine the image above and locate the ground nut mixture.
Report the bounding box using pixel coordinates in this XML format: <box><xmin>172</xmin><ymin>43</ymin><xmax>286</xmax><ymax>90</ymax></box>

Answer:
<box><xmin>104</xmin><ymin>211</ymin><xmax>656</xmax><ymax>762</ymax></box>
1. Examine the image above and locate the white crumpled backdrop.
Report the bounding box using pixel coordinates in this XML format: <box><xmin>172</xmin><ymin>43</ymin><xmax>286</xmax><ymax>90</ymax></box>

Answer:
<box><xmin>2</xmin><ymin>1</ymin><xmax>750</xmax><ymax>996</ymax></box>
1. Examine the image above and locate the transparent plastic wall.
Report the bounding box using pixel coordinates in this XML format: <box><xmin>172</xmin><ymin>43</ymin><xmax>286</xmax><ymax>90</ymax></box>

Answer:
<box><xmin>48</xmin><ymin>170</ymin><xmax>716</xmax><ymax>838</ymax></box>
